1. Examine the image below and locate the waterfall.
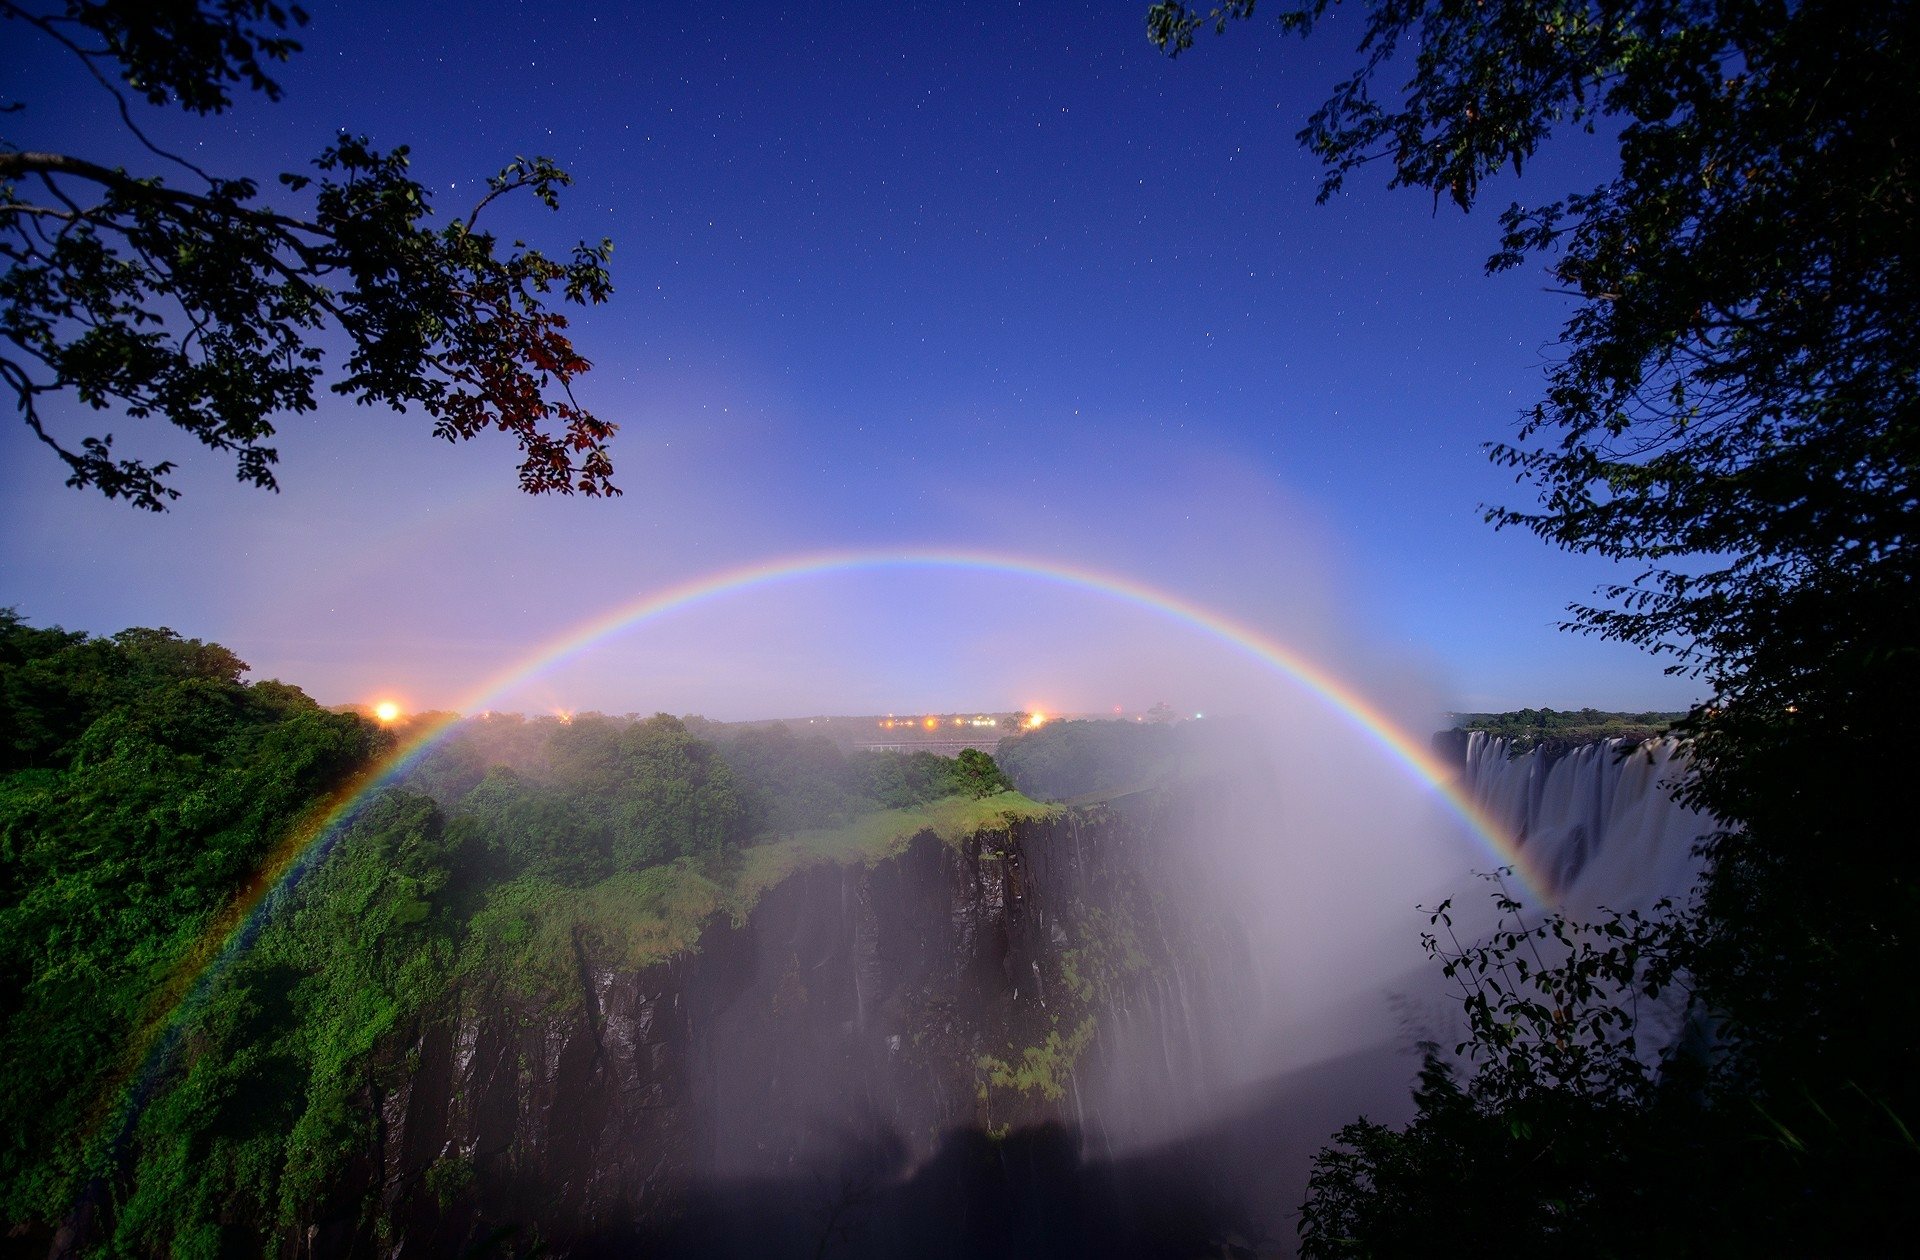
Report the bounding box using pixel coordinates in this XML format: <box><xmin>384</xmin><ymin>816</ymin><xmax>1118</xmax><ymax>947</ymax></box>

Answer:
<box><xmin>1462</xmin><ymin>732</ymin><xmax>1711</xmax><ymax>912</ymax></box>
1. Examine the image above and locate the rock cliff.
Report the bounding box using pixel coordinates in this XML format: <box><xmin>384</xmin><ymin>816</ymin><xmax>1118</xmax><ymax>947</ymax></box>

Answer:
<box><xmin>315</xmin><ymin>795</ymin><xmax>1255</xmax><ymax>1255</ymax></box>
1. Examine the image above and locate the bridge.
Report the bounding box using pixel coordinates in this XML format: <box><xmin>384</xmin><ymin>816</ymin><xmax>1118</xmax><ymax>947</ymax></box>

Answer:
<box><xmin>854</xmin><ymin>738</ymin><xmax>1003</xmax><ymax>754</ymax></box>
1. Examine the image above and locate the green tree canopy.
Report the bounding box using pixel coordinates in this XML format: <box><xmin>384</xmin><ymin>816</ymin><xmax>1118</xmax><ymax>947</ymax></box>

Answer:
<box><xmin>718</xmin><ymin>723</ymin><xmax>858</xmax><ymax>833</ymax></box>
<box><xmin>950</xmin><ymin>747</ymin><xmax>1014</xmax><ymax>799</ymax></box>
<box><xmin>0</xmin><ymin>610</ymin><xmax>385</xmax><ymax>1221</ymax></box>
<box><xmin>995</xmin><ymin>718</ymin><xmax>1181</xmax><ymax>801</ymax></box>
<box><xmin>1</xmin><ymin>0</ymin><xmax>619</xmax><ymax>508</ymax></box>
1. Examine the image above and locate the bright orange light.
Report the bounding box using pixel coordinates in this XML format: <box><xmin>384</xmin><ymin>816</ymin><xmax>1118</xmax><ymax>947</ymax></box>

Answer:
<box><xmin>923</xmin><ymin>716</ymin><xmax>938</xmax><ymax>730</ymax></box>
<box><xmin>373</xmin><ymin>701</ymin><xmax>401</xmax><ymax>723</ymax></box>
<box><xmin>1026</xmin><ymin>711</ymin><xmax>1047</xmax><ymax>728</ymax></box>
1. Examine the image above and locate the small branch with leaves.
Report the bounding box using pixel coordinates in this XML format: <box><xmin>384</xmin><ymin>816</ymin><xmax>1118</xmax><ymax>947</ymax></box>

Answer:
<box><xmin>1</xmin><ymin>0</ymin><xmax>619</xmax><ymax>508</ymax></box>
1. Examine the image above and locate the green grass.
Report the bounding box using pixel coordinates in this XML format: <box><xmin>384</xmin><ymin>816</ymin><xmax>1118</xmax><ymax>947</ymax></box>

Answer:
<box><xmin>733</xmin><ymin>790</ymin><xmax>1056</xmax><ymax>907</ymax></box>
<box><xmin>463</xmin><ymin>791</ymin><xmax>1059</xmax><ymax>1004</ymax></box>
<box><xmin>461</xmin><ymin>863</ymin><xmax>730</xmax><ymax>1001</ymax></box>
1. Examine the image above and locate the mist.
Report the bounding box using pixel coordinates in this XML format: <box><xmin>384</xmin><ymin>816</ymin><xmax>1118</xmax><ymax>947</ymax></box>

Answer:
<box><xmin>10</xmin><ymin>417</ymin><xmax>1701</xmax><ymax>1254</ymax></box>
<box><xmin>420</xmin><ymin>452</ymin><xmax>1491</xmax><ymax>1067</ymax></box>
<box><xmin>363</xmin><ymin>463</ymin><xmax>1507</xmax><ymax>1174</ymax></box>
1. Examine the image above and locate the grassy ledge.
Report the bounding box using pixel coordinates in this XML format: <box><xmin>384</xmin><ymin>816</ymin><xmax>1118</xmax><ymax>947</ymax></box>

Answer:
<box><xmin>460</xmin><ymin>791</ymin><xmax>1058</xmax><ymax>1003</ymax></box>
<box><xmin>732</xmin><ymin>790</ymin><xmax>1058</xmax><ymax>909</ymax></box>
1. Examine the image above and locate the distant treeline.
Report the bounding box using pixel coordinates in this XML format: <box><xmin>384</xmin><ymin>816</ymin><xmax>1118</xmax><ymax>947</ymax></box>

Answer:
<box><xmin>1448</xmin><ymin>707</ymin><xmax>1684</xmax><ymax>753</ymax></box>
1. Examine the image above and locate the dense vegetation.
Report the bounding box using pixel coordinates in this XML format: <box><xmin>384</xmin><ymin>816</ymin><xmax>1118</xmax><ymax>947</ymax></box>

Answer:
<box><xmin>1155</xmin><ymin>0</ymin><xmax>1918</xmax><ymax>1251</ymax></box>
<box><xmin>0</xmin><ymin>613</ymin><xmax>1021</xmax><ymax>1250</ymax></box>
<box><xmin>0</xmin><ymin>610</ymin><xmax>383</xmax><ymax>1228</ymax></box>
<box><xmin>1297</xmin><ymin>880</ymin><xmax>1711</xmax><ymax>1255</ymax></box>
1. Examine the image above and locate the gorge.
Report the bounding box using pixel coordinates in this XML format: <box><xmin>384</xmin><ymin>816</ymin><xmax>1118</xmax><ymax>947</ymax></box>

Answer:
<box><xmin>315</xmin><ymin>727</ymin><xmax>1713</xmax><ymax>1256</ymax></box>
<box><xmin>0</xmin><ymin>630</ymin><xmax>1713</xmax><ymax>1259</ymax></box>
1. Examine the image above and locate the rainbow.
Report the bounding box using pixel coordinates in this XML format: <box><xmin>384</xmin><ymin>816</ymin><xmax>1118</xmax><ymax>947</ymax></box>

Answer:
<box><xmin>107</xmin><ymin>548</ymin><xmax>1542</xmax><ymax>1132</ymax></box>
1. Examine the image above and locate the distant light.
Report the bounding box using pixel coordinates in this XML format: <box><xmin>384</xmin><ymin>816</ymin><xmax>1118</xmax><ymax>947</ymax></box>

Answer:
<box><xmin>923</xmin><ymin>717</ymin><xmax>938</xmax><ymax>730</ymax></box>
<box><xmin>1026</xmin><ymin>711</ymin><xmax>1047</xmax><ymax>728</ymax></box>
<box><xmin>1194</xmin><ymin>713</ymin><xmax>1204</xmax><ymax>719</ymax></box>
<box><xmin>373</xmin><ymin>701</ymin><xmax>401</xmax><ymax>723</ymax></box>
<box><xmin>555</xmin><ymin>708</ymin><xmax>574</xmax><ymax>724</ymax></box>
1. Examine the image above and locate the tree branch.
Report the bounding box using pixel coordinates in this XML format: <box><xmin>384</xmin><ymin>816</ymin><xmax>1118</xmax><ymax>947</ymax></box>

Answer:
<box><xmin>1</xmin><ymin>152</ymin><xmax>326</xmax><ymax>240</ymax></box>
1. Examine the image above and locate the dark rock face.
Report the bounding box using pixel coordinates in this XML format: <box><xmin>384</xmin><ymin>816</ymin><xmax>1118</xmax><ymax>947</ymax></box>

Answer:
<box><xmin>332</xmin><ymin>800</ymin><xmax>1254</xmax><ymax>1255</ymax></box>
<box><xmin>1431</xmin><ymin>726</ymin><xmax>1473</xmax><ymax>773</ymax></box>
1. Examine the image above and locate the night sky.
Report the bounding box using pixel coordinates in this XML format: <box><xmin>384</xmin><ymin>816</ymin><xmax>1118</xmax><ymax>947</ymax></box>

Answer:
<box><xmin>0</xmin><ymin>0</ymin><xmax>1700</xmax><ymax>720</ymax></box>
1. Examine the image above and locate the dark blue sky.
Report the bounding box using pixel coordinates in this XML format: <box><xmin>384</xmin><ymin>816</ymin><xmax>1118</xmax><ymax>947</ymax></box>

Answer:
<box><xmin>1</xmin><ymin>0</ymin><xmax>1698</xmax><ymax>718</ymax></box>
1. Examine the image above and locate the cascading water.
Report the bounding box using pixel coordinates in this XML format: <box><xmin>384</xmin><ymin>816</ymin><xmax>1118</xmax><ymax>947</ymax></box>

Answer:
<box><xmin>1363</xmin><ymin>731</ymin><xmax>1723</xmax><ymax>1095</ymax></box>
<box><xmin>294</xmin><ymin>733</ymin><xmax>1724</xmax><ymax>1257</ymax></box>
<box><xmin>1461</xmin><ymin>732</ymin><xmax>1712</xmax><ymax>913</ymax></box>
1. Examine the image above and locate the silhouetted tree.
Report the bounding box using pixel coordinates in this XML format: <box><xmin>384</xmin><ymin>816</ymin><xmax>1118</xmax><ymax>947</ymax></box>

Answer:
<box><xmin>1</xmin><ymin>0</ymin><xmax>618</xmax><ymax>508</ymax></box>
<box><xmin>1151</xmin><ymin>1</ymin><xmax>1919</xmax><ymax>1248</ymax></box>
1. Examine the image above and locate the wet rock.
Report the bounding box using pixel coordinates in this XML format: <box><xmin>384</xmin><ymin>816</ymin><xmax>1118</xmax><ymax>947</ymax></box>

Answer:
<box><xmin>345</xmin><ymin>803</ymin><xmax>1247</xmax><ymax>1255</ymax></box>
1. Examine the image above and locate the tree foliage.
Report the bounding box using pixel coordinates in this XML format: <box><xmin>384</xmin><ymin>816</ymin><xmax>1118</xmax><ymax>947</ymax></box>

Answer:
<box><xmin>112</xmin><ymin>790</ymin><xmax>463</xmax><ymax>1253</ymax></box>
<box><xmin>1147</xmin><ymin>0</ymin><xmax>1916</xmax><ymax>668</ymax></box>
<box><xmin>720</xmin><ymin>722</ymin><xmax>863</xmax><ymax>833</ymax></box>
<box><xmin>1</xmin><ymin>0</ymin><xmax>619</xmax><ymax>508</ymax></box>
<box><xmin>0</xmin><ymin>618</ymin><xmax>1034</xmax><ymax>1245</ymax></box>
<box><xmin>996</xmin><ymin>719</ymin><xmax>1180</xmax><ymax>801</ymax></box>
<box><xmin>438</xmin><ymin>713</ymin><xmax>749</xmax><ymax>883</ymax></box>
<box><xmin>0</xmin><ymin>609</ymin><xmax>384</xmax><ymax>1223</ymax></box>
<box><xmin>1150</xmin><ymin>0</ymin><xmax>1920</xmax><ymax>1246</ymax></box>
<box><xmin>950</xmin><ymin>747</ymin><xmax>1014</xmax><ymax>799</ymax></box>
